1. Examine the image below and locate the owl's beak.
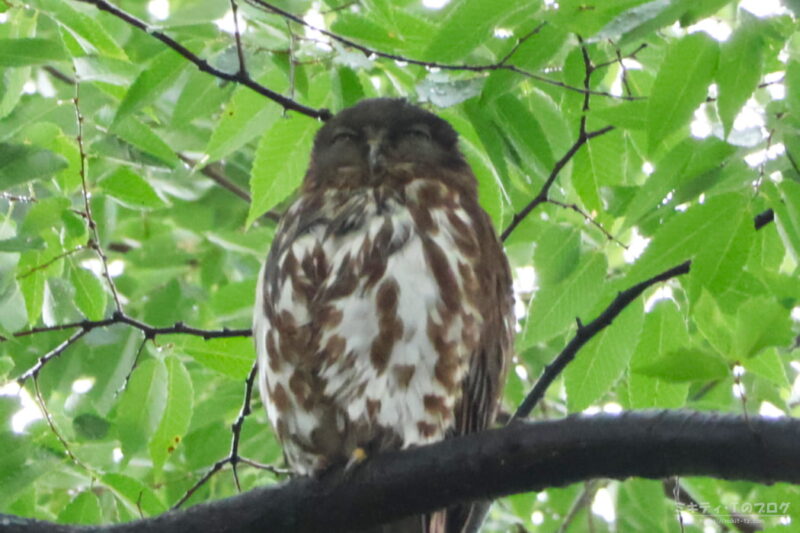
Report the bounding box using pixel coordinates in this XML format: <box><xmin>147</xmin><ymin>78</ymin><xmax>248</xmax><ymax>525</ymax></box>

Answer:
<box><xmin>367</xmin><ymin>135</ymin><xmax>387</xmax><ymax>179</ymax></box>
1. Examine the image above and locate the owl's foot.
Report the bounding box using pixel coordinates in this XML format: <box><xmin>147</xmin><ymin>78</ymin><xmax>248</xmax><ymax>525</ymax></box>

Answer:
<box><xmin>345</xmin><ymin>446</ymin><xmax>368</xmax><ymax>471</ymax></box>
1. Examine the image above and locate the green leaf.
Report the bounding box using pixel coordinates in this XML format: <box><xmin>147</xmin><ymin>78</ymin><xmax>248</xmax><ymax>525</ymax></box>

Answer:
<box><xmin>424</xmin><ymin>0</ymin><xmax>518</xmax><ymax>62</ymax></box>
<box><xmin>29</xmin><ymin>0</ymin><xmax>128</xmax><ymax>60</ymax></box>
<box><xmin>742</xmin><ymin>348</ymin><xmax>789</xmax><ymax>387</ymax></box>
<box><xmin>57</xmin><ymin>491</ymin><xmax>103</xmax><ymax>525</ymax></box>
<box><xmin>626</xmin><ymin>193</ymin><xmax>748</xmax><ymax>286</ymax></box>
<box><xmin>117</xmin><ymin>358</ymin><xmax>168</xmax><ymax>457</ymax></box>
<box><xmin>693</xmin><ymin>289</ymin><xmax>733</xmax><ymax>356</ymax></box>
<box><xmin>628</xmin><ymin>300</ymin><xmax>690</xmax><ymax>408</ymax></box>
<box><xmin>73</xmin><ymin>56</ymin><xmax>138</xmax><ymax>86</ymax></box>
<box><xmin>204</xmin><ymin>72</ymin><xmax>287</xmax><ymax>162</ymax></box>
<box><xmin>494</xmin><ymin>94</ymin><xmax>555</xmax><ymax>174</ymax></box>
<box><xmin>647</xmin><ymin>32</ymin><xmax>719</xmax><ymax>154</ymax></box>
<box><xmin>70</xmin><ymin>266</ymin><xmax>107</xmax><ymax>321</ymax></box>
<box><xmin>787</xmin><ymin>59</ymin><xmax>800</xmax><ymax>117</ymax></box>
<box><xmin>102</xmin><ymin>473</ymin><xmax>166</xmax><ymax>517</ymax></box>
<box><xmin>72</xmin><ymin>413</ymin><xmax>110</xmax><ymax>440</ymax></box>
<box><xmin>182</xmin><ymin>337</ymin><xmax>254</xmax><ymax>380</ymax></box>
<box><xmin>112</xmin><ymin>116</ymin><xmax>180</xmax><ymax>168</ymax></box>
<box><xmin>112</xmin><ymin>49</ymin><xmax>186</xmax><ymax>127</ymax></box>
<box><xmin>247</xmin><ymin>115</ymin><xmax>316</xmax><ymax>226</ymax></box>
<box><xmin>0</xmin><ymin>143</ymin><xmax>68</xmax><ymax>188</ymax></box>
<box><xmin>0</xmin><ymin>38</ymin><xmax>66</xmax><ymax>66</ymax></box>
<box><xmin>0</xmin><ymin>236</ymin><xmax>44</xmax><ymax>252</ymax></box>
<box><xmin>732</xmin><ymin>297</ymin><xmax>793</xmax><ymax>360</ymax></box>
<box><xmin>634</xmin><ymin>347</ymin><xmax>729</xmax><ymax>382</ymax></box>
<box><xmin>521</xmin><ymin>252</ymin><xmax>607</xmax><ymax>347</ymax></box>
<box><xmin>99</xmin><ymin>167</ymin><xmax>168</xmax><ymax>210</ymax></box>
<box><xmin>149</xmin><ymin>356</ymin><xmax>193</xmax><ymax>472</ymax></box>
<box><xmin>764</xmin><ymin>179</ymin><xmax>800</xmax><ymax>263</ymax></box>
<box><xmin>533</xmin><ymin>224</ymin><xmax>581</xmax><ymax>285</ymax></box>
<box><xmin>716</xmin><ymin>16</ymin><xmax>765</xmax><ymax>137</ymax></box>
<box><xmin>564</xmin><ymin>301</ymin><xmax>643</xmax><ymax>411</ymax></box>
<box><xmin>689</xmin><ymin>196</ymin><xmax>753</xmax><ymax>297</ymax></box>
<box><xmin>588</xmin><ymin>0</ymin><xmax>674</xmax><ymax>43</ymax></box>
<box><xmin>625</xmin><ymin>137</ymin><xmax>737</xmax><ymax>228</ymax></box>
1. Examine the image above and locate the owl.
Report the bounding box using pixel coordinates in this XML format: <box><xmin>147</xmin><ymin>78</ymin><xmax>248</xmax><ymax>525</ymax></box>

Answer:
<box><xmin>253</xmin><ymin>98</ymin><xmax>514</xmax><ymax>533</ymax></box>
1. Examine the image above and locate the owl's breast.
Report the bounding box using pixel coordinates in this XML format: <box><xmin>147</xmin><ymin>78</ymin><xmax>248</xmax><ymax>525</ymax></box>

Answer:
<box><xmin>255</xmin><ymin>180</ymin><xmax>484</xmax><ymax>473</ymax></box>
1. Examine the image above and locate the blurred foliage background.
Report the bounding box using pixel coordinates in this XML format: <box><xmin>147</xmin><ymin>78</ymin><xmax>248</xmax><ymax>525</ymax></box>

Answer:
<box><xmin>1</xmin><ymin>0</ymin><xmax>800</xmax><ymax>530</ymax></box>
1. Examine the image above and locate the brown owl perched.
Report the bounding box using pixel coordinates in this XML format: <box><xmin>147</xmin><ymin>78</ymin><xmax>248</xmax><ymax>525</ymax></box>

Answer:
<box><xmin>253</xmin><ymin>98</ymin><xmax>514</xmax><ymax>533</ymax></box>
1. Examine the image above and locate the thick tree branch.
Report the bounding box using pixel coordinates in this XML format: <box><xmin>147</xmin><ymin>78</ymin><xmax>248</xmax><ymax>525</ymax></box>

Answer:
<box><xmin>2</xmin><ymin>411</ymin><xmax>798</xmax><ymax>533</ymax></box>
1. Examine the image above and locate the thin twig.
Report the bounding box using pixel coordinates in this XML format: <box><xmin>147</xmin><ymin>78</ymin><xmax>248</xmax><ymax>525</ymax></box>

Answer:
<box><xmin>32</xmin><ymin>375</ymin><xmax>92</xmax><ymax>472</ymax></box>
<box><xmin>245</xmin><ymin>0</ymin><xmax>642</xmax><ymax>101</ymax></box>
<box><xmin>177</xmin><ymin>154</ymin><xmax>251</xmax><ymax>202</ymax></box>
<box><xmin>501</xmin><ymin>125</ymin><xmax>614</xmax><ymax>241</ymax></box>
<box><xmin>15</xmin><ymin>245</ymin><xmax>87</xmax><ymax>279</ymax></box>
<box><xmin>511</xmin><ymin>260</ymin><xmax>692</xmax><ymax>420</ymax></box>
<box><xmin>73</xmin><ymin>77</ymin><xmax>124</xmax><ymax>312</ymax></box>
<box><xmin>10</xmin><ymin>312</ymin><xmax>251</xmax><ymax>381</ymax></box>
<box><xmin>230</xmin><ymin>0</ymin><xmax>247</xmax><ymax>75</ymax></box>
<box><xmin>172</xmin><ymin>363</ymin><xmax>269</xmax><ymax>509</ymax></box>
<box><xmin>545</xmin><ymin>199</ymin><xmax>627</xmax><ymax>249</ymax></box>
<box><xmin>74</xmin><ymin>0</ymin><xmax>331</xmax><ymax>121</ymax></box>
<box><xmin>18</xmin><ymin>327</ymin><xmax>90</xmax><ymax>382</ymax></box>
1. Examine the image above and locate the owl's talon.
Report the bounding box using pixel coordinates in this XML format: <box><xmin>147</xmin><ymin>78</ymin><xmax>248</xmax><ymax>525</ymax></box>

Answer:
<box><xmin>345</xmin><ymin>447</ymin><xmax>368</xmax><ymax>471</ymax></box>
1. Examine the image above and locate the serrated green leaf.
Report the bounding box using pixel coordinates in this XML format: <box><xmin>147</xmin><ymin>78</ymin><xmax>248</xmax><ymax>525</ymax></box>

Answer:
<box><xmin>647</xmin><ymin>32</ymin><xmax>719</xmax><ymax>154</ymax></box>
<box><xmin>99</xmin><ymin>167</ymin><xmax>168</xmax><ymax>210</ymax></box>
<box><xmin>70</xmin><ymin>266</ymin><xmax>107</xmax><ymax>321</ymax></box>
<box><xmin>693</xmin><ymin>289</ymin><xmax>733</xmax><ymax>357</ymax></box>
<box><xmin>690</xmin><ymin>197</ymin><xmax>753</xmax><ymax>297</ymax></box>
<box><xmin>424</xmin><ymin>0</ymin><xmax>519</xmax><ymax>62</ymax></box>
<box><xmin>633</xmin><ymin>347</ymin><xmax>729</xmax><ymax>382</ymax></box>
<box><xmin>247</xmin><ymin>115</ymin><xmax>316</xmax><ymax>226</ymax></box>
<box><xmin>182</xmin><ymin>337</ymin><xmax>254</xmax><ymax>380</ymax></box>
<box><xmin>733</xmin><ymin>297</ymin><xmax>793</xmax><ymax>360</ymax></box>
<box><xmin>625</xmin><ymin>137</ymin><xmax>737</xmax><ymax>228</ymax></box>
<box><xmin>112</xmin><ymin>49</ymin><xmax>186</xmax><ymax>127</ymax></box>
<box><xmin>588</xmin><ymin>0</ymin><xmax>673</xmax><ymax>43</ymax></box>
<box><xmin>533</xmin><ymin>224</ymin><xmax>581</xmax><ymax>285</ymax></box>
<box><xmin>0</xmin><ymin>38</ymin><xmax>66</xmax><ymax>66</ymax></box>
<box><xmin>742</xmin><ymin>348</ymin><xmax>789</xmax><ymax>388</ymax></box>
<box><xmin>565</xmin><ymin>301</ymin><xmax>644</xmax><ymax>411</ymax></box>
<box><xmin>57</xmin><ymin>491</ymin><xmax>103</xmax><ymax>525</ymax></box>
<box><xmin>205</xmin><ymin>72</ymin><xmax>287</xmax><ymax>162</ymax></box>
<box><xmin>149</xmin><ymin>356</ymin><xmax>193</xmax><ymax>472</ymax></box>
<box><xmin>521</xmin><ymin>252</ymin><xmax>607</xmax><ymax>347</ymax></box>
<box><xmin>112</xmin><ymin>116</ymin><xmax>180</xmax><ymax>168</ymax></box>
<box><xmin>73</xmin><ymin>56</ymin><xmax>138</xmax><ymax>86</ymax></box>
<box><xmin>29</xmin><ymin>0</ymin><xmax>127</xmax><ymax>60</ymax></box>
<box><xmin>117</xmin><ymin>358</ymin><xmax>167</xmax><ymax>457</ymax></box>
<box><xmin>717</xmin><ymin>16</ymin><xmax>765</xmax><ymax>137</ymax></box>
<box><xmin>0</xmin><ymin>143</ymin><xmax>68</xmax><ymax>188</ymax></box>
<box><xmin>493</xmin><ymin>94</ymin><xmax>554</xmax><ymax>178</ymax></box>
<box><xmin>102</xmin><ymin>473</ymin><xmax>166</xmax><ymax>517</ymax></box>
<box><xmin>626</xmin><ymin>193</ymin><xmax>747</xmax><ymax>286</ymax></box>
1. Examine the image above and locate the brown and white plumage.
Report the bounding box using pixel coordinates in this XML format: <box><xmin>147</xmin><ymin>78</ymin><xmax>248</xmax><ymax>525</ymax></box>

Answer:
<box><xmin>253</xmin><ymin>99</ymin><xmax>514</xmax><ymax>532</ymax></box>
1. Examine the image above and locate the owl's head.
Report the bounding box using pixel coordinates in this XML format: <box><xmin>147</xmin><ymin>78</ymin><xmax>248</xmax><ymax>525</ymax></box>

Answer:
<box><xmin>303</xmin><ymin>98</ymin><xmax>470</xmax><ymax>191</ymax></box>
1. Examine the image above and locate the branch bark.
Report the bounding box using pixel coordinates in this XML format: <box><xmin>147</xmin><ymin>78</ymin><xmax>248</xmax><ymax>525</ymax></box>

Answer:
<box><xmin>3</xmin><ymin>411</ymin><xmax>798</xmax><ymax>533</ymax></box>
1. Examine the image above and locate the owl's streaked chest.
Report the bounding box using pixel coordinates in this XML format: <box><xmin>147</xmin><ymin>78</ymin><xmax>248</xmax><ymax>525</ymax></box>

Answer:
<box><xmin>254</xmin><ymin>179</ymin><xmax>483</xmax><ymax>473</ymax></box>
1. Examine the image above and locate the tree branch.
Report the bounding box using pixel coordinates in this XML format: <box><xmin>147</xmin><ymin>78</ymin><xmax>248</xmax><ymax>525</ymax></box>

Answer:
<box><xmin>513</xmin><ymin>260</ymin><xmax>692</xmax><ymax>419</ymax></box>
<box><xmin>2</xmin><ymin>411</ymin><xmax>798</xmax><ymax>533</ymax></box>
<box><xmin>73</xmin><ymin>0</ymin><xmax>331</xmax><ymax>121</ymax></box>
